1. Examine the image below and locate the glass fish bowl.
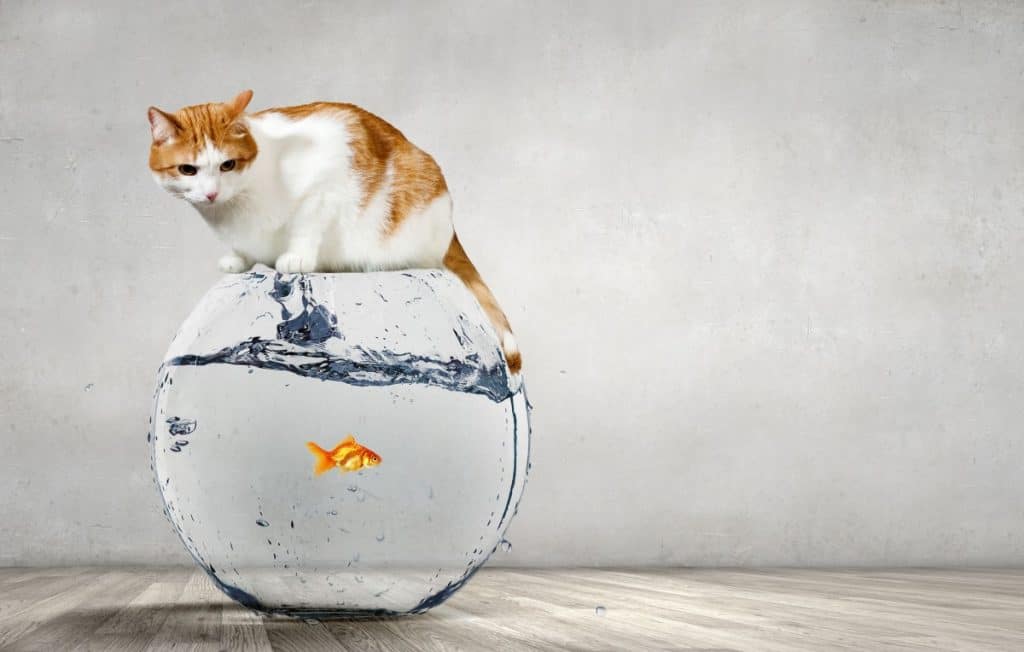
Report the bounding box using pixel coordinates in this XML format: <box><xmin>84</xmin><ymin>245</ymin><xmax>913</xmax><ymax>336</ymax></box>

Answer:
<box><xmin>150</xmin><ymin>267</ymin><xmax>530</xmax><ymax>618</ymax></box>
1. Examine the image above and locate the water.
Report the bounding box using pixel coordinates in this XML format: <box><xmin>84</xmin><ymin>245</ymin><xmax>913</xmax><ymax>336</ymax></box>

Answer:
<box><xmin>166</xmin><ymin>271</ymin><xmax>514</xmax><ymax>403</ymax></box>
<box><xmin>151</xmin><ymin>268</ymin><xmax>530</xmax><ymax>618</ymax></box>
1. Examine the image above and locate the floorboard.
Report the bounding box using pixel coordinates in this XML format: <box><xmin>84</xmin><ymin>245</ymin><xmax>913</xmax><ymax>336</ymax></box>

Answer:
<box><xmin>0</xmin><ymin>568</ymin><xmax>1021</xmax><ymax>651</ymax></box>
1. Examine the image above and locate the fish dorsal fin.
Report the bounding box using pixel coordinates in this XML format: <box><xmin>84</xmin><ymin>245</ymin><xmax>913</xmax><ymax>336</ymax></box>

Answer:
<box><xmin>330</xmin><ymin>435</ymin><xmax>357</xmax><ymax>458</ymax></box>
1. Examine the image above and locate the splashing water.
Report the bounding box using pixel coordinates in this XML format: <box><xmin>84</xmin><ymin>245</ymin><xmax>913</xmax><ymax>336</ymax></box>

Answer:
<box><xmin>166</xmin><ymin>273</ymin><xmax>516</xmax><ymax>403</ymax></box>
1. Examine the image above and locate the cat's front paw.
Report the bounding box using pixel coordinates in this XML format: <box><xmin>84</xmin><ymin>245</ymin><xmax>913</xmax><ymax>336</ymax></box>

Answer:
<box><xmin>275</xmin><ymin>251</ymin><xmax>318</xmax><ymax>274</ymax></box>
<box><xmin>218</xmin><ymin>253</ymin><xmax>250</xmax><ymax>273</ymax></box>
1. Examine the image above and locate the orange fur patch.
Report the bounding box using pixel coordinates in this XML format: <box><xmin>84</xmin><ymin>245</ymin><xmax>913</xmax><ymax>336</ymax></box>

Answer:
<box><xmin>444</xmin><ymin>235</ymin><xmax>521</xmax><ymax>373</ymax></box>
<box><xmin>254</xmin><ymin>102</ymin><xmax>448</xmax><ymax>233</ymax></box>
<box><xmin>148</xmin><ymin>91</ymin><xmax>257</xmax><ymax>174</ymax></box>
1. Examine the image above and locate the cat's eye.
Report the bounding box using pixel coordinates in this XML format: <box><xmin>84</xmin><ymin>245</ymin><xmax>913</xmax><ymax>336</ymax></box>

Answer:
<box><xmin>220</xmin><ymin>160</ymin><xmax>236</xmax><ymax>172</ymax></box>
<box><xmin>178</xmin><ymin>164</ymin><xmax>197</xmax><ymax>176</ymax></box>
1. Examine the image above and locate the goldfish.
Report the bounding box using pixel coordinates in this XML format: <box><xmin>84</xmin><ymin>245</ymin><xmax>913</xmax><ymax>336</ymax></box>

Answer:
<box><xmin>306</xmin><ymin>435</ymin><xmax>382</xmax><ymax>476</ymax></box>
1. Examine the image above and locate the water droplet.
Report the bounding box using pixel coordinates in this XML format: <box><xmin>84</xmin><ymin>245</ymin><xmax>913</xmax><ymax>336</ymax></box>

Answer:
<box><xmin>256</xmin><ymin>519</ymin><xmax>269</xmax><ymax>527</ymax></box>
<box><xmin>347</xmin><ymin>484</ymin><xmax>358</xmax><ymax>492</ymax></box>
<box><xmin>499</xmin><ymin>539</ymin><xmax>512</xmax><ymax>553</ymax></box>
<box><xmin>84</xmin><ymin>383</ymin><xmax>94</xmax><ymax>392</ymax></box>
<box><xmin>375</xmin><ymin>532</ymin><xmax>385</xmax><ymax>542</ymax></box>
<box><xmin>595</xmin><ymin>606</ymin><xmax>606</xmax><ymax>617</ymax></box>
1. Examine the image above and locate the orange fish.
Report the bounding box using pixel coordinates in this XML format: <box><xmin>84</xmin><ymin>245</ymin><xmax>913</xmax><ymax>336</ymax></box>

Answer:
<box><xmin>306</xmin><ymin>435</ymin><xmax>382</xmax><ymax>476</ymax></box>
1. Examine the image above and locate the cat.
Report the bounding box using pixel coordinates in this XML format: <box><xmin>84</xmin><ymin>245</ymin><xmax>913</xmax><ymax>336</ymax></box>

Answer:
<box><xmin>148</xmin><ymin>90</ymin><xmax>520</xmax><ymax>373</ymax></box>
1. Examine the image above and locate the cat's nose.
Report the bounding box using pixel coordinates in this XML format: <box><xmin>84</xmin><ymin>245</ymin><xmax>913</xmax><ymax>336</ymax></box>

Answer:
<box><xmin>205</xmin><ymin>191</ymin><xmax>218</xmax><ymax>203</ymax></box>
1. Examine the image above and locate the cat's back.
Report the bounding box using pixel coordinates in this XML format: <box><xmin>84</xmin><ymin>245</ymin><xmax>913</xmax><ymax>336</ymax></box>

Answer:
<box><xmin>250</xmin><ymin>102</ymin><xmax>419</xmax><ymax>159</ymax></box>
<box><xmin>247</xmin><ymin>102</ymin><xmax>367</xmax><ymax>158</ymax></box>
<box><xmin>249</xmin><ymin>102</ymin><xmax>446</xmax><ymax>199</ymax></box>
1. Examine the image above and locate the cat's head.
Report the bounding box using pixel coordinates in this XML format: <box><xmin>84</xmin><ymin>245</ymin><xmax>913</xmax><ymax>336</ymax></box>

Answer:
<box><xmin>148</xmin><ymin>90</ymin><xmax>257</xmax><ymax>206</ymax></box>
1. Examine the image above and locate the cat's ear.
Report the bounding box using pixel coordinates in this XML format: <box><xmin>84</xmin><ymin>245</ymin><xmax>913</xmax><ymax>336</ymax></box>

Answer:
<box><xmin>148</xmin><ymin>107</ymin><xmax>179</xmax><ymax>144</ymax></box>
<box><xmin>227</xmin><ymin>89</ymin><xmax>254</xmax><ymax>116</ymax></box>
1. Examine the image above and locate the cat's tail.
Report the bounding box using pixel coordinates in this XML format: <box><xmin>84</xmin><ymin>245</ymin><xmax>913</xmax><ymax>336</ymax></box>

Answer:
<box><xmin>443</xmin><ymin>234</ymin><xmax>522</xmax><ymax>374</ymax></box>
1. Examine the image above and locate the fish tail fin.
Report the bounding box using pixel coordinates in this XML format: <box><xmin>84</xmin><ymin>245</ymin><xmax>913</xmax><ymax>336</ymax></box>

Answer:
<box><xmin>306</xmin><ymin>442</ymin><xmax>334</xmax><ymax>476</ymax></box>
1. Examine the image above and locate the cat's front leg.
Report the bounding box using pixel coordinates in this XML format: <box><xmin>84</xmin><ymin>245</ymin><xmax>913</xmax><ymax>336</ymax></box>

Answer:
<box><xmin>218</xmin><ymin>251</ymin><xmax>251</xmax><ymax>273</ymax></box>
<box><xmin>275</xmin><ymin>249</ymin><xmax>318</xmax><ymax>274</ymax></box>
<box><xmin>275</xmin><ymin>195</ymin><xmax>331</xmax><ymax>273</ymax></box>
<box><xmin>275</xmin><ymin>229</ymin><xmax>321</xmax><ymax>273</ymax></box>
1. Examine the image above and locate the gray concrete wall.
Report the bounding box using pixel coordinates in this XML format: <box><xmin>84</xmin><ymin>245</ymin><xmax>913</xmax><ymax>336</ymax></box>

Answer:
<box><xmin>2</xmin><ymin>0</ymin><xmax>1023</xmax><ymax>566</ymax></box>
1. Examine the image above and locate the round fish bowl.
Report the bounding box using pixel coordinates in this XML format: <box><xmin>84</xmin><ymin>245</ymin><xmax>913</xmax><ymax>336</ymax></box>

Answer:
<box><xmin>150</xmin><ymin>267</ymin><xmax>530</xmax><ymax>618</ymax></box>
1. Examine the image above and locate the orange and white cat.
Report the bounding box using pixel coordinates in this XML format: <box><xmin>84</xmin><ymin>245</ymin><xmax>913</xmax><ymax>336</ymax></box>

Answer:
<box><xmin>148</xmin><ymin>90</ymin><xmax>520</xmax><ymax>373</ymax></box>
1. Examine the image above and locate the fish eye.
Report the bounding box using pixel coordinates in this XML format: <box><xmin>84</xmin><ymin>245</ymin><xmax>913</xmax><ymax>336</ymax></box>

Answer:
<box><xmin>178</xmin><ymin>164</ymin><xmax>198</xmax><ymax>176</ymax></box>
<box><xmin>220</xmin><ymin>159</ymin><xmax>236</xmax><ymax>172</ymax></box>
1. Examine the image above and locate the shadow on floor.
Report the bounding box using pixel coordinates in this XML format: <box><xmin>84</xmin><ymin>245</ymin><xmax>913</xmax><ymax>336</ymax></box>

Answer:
<box><xmin>14</xmin><ymin>601</ymin><xmax>431</xmax><ymax>650</ymax></box>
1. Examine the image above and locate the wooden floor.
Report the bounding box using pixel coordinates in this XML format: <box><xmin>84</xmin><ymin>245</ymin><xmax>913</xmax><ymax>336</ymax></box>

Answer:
<box><xmin>1</xmin><ymin>568</ymin><xmax>1022</xmax><ymax>651</ymax></box>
